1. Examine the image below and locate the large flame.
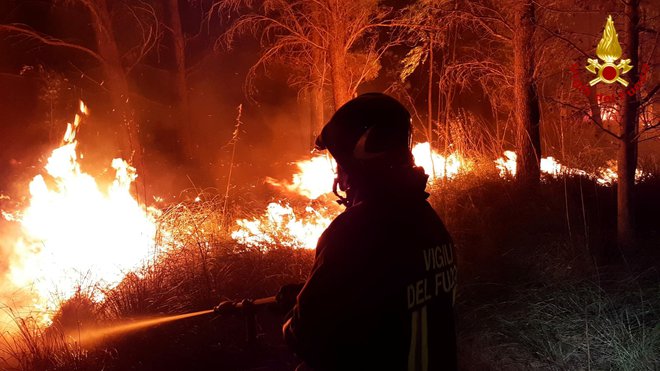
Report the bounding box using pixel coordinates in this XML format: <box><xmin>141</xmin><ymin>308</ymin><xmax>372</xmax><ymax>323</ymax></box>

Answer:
<box><xmin>1</xmin><ymin>102</ymin><xmax>160</xmax><ymax>326</ymax></box>
<box><xmin>596</xmin><ymin>15</ymin><xmax>622</xmax><ymax>63</ymax></box>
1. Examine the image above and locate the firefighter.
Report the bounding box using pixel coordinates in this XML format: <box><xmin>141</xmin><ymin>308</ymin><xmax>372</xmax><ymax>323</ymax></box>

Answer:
<box><xmin>280</xmin><ymin>93</ymin><xmax>457</xmax><ymax>371</ymax></box>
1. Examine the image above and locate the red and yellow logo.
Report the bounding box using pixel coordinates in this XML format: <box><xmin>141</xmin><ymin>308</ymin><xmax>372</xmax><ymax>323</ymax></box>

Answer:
<box><xmin>586</xmin><ymin>15</ymin><xmax>632</xmax><ymax>86</ymax></box>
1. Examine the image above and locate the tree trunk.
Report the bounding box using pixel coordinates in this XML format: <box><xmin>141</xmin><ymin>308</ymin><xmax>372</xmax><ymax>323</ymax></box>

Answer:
<box><xmin>327</xmin><ymin>3</ymin><xmax>352</xmax><ymax>109</ymax></box>
<box><xmin>328</xmin><ymin>43</ymin><xmax>351</xmax><ymax>109</ymax></box>
<box><xmin>310</xmin><ymin>84</ymin><xmax>324</xmax><ymax>148</ymax></box>
<box><xmin>427</xmin><ymin>33</ymin><xmax>434</xmax><ymax>145</ymax></box>
<box><xmin>618</xmin><ymin>0</ymin><xmax>640</xmax><ymax>249</ymax></box>
<box><xmin>512</xmin><ymin>0</ymin><xmax>541</xmax><ymax>186</ymax></box>
<box><xmin>588</xmin><ymin>85</ymin><xmax>604</xmax><ymax>132</ymax></box>
<box><xmin>309</xmin><ymin>22</ymin><xmax>325</xmax><ymax>148</ymax></box>
<box><xmin>86</xmin><ymin>0</ymin><xmax>144</xmax><ymax>201</ymax></box>
<box><xmin>167</xmin><ymin>0</ymin><xmax>194</xmax><ymax>160</ymax></box>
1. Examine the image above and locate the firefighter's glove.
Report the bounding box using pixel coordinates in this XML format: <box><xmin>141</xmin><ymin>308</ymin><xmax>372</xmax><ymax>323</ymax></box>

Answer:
<box><xmin>213</xmin><ymin>300</ymin><xmax>238</xmax><ymax>315</ymax></box>
<box><xmin>275</xmin><ymin>283</ymin><xmax>304</xmax><ymax>313</ymax></box>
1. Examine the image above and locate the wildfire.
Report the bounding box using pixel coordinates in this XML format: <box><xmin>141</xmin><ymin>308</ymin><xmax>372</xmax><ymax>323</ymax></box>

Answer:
<box><xmin>236</xmin><ymin>142</ymin><xmax>650</xmax><ymax>254</ymax></box>
<box><xmin>1</xmin><ymin>102</ymin><xmax>160</xmax><ymax>326</ymax></box>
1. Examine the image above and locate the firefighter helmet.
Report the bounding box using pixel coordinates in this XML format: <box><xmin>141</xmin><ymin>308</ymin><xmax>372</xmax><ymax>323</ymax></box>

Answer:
<box><xmin>315</xmin><ymin>92</ymin><xmax>413</xmax><ymax>174</ymax></box>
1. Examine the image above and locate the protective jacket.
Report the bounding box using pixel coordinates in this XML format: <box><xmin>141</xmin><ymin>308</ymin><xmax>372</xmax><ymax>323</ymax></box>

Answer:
<box><xmin>283</xmin><ymin>167</ymin><xmax>457</xmax><ymax>371</ymax></box>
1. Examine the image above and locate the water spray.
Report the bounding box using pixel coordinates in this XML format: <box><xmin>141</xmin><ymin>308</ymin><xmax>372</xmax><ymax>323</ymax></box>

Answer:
<box><xmin>72</xmin><ymin>296</ymin><xmax>277</xmax><ymax>345</ymax></box>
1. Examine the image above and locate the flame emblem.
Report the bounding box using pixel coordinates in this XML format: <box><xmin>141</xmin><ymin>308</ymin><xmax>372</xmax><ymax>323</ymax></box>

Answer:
<box><xmin>586</xmin><ymin>15</ymin><xmax>632</xmax><ymax>86</ymax></box>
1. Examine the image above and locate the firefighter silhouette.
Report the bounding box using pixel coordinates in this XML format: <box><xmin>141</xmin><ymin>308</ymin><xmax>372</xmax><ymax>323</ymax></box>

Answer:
<box><xmin>280</xmin><ymin>93</ymin><xmax>457</xmax><ymax>371</ymax></box>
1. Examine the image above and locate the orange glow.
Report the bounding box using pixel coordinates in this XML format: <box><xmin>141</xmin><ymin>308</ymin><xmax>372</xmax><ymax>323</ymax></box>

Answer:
<box><xmin>2</xmin><ymin>102</ymin><xmax>160</xmax><ymax>326</ymax></box>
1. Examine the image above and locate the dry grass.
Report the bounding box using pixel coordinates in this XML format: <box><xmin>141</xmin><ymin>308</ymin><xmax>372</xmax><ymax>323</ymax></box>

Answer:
<box><xmin>460</xmin><ymin>272</ymin><xmax>660</xmax><ymax>370</ymax></box>
<box><xmin>0</xmin><ymin>309</ymin><xmax>101</xmax><ymax>371</ymax></box>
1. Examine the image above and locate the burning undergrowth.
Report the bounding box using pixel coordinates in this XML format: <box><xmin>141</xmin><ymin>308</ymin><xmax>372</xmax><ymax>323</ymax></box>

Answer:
<box><xmin>0</xmin><ymin>104</ymin><xmax>657</xmax><ymax>370</ymax></box>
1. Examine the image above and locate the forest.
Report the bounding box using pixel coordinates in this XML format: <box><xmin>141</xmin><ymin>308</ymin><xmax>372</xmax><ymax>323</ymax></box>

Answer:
<box><xmin>0</xmin><ymin>0</ymin><xmax>658</xmax><ymax>370</ymax></box>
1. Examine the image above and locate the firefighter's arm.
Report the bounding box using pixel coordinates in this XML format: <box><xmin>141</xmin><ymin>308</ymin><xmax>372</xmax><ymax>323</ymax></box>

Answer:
<box><xmin>282</xmin><ymin>239</ymin><xmax>356</xmax><ymax>365</ymax></box>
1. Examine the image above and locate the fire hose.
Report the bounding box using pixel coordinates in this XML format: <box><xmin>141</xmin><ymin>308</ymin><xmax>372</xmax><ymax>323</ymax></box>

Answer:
<box><xmin>212</xmin><ymin>283</ymin><xmax>302</xmax><ymax>348</ymax></box>
<box><xmin>213</xmin><ymin>296</ymin><xmax>278</xmax><ymax>348</ymax></box>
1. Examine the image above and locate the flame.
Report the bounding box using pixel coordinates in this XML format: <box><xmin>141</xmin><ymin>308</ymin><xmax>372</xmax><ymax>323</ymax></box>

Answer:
<box><xmin>411</xmin><ymin>142</ymin><xmax>471</xmax><ymax>181</ymax></box>
<box><xmin>236</xmin><ymin>142</ymin><xmax>471</xmax><ymax>251</ymax></box>
<box><xmin>494</xmin><ymin>152</ymin><xmax>649</xmax><ymax>185</ymax></box>
<box><xmin>267</xmin><ymin>155</ymin><xmax>336</xmax><ymax>200</ymax></box>
<box><xmin>595</xmin><ymin>160</ymin><xmax>647</xmax><ymax>185</ymax></box>
<box><xmin>237</xmin><ymin>143</ymin><xmax>649</xmax><ymax>252</ymax></box>
<box><xmin>596</xmin><ymin>15</ymin><xmax>622</xmax><ymax>63</ymax></box>
<box><xmin>231</xmin><ymin>202</ymin><xmax>338</xmax><ymax>249</ymax></box>
<box><xmin>495</xmin><ymin>150</ymin><xmax>517</xmax><ymax>177</ymax></box>
<box><xmin>495</xmin><ymin>151</ymin><xmax>590</xmax><ymax>178</ymax></box>
<box><xmin>1</xmin><ymin>102</ymin><xmax>160</xmax><ymax>326</ymax></box>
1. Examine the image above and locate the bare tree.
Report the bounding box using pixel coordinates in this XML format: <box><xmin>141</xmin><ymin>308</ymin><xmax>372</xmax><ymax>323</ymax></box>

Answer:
<box><xmin>396</xmin><ymin>0</ymin><xmax>511</xmax><ymax>157</ymax></box>
<box><xmin>215</xmin><ymin>0</ymin><xmax>397</xmax><ymax>112</ymax></box>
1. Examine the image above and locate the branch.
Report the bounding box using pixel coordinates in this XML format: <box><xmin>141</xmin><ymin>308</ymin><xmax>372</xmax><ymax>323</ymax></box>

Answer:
<box><xmin>641</xmin><ymin>83</ymin><xmax>659</xmax><ymax>106</ymax></box>
<box><xmin>639</xmin><ymin>26</ymin><xmax>658</xmax><ymax>35</ymax></box>
<box><xmin>122</xmin><ymin>1</ymin><xmax>161</xmax><ymax>73</ymax></box>
<box><xmin>634</xmin><ymin>121</ymin><xmax>660</xmax><ymax>141</ymax></box>
<box><xmin>638</xmin><ymin>133</ymin><xmax>660</xmax><ymax>143</ymax></box>
<box><xmin>547</xmin><ymin>97</ymin><xmax>621</xmax><ymax>140</ymax></box>
<box><xmin>0</xmin><ymin>24</ymin><xmax>104</xmax><ymax>63</ymax></box>
<box><xmin>535</xmin><ymin>23</ymin><xmax>589</xmax><ymax>58</ymax></box>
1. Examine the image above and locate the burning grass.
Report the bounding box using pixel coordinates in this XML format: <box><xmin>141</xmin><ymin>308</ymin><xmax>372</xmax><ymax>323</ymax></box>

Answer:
<box><xmin>1</xmin><ymin>172</ymin><xmax>658</xmax><ymax>370</ymax></box>
<box><xmin>0</xmin><ymin>118</ymin><xmax>658</xmax><ymax>370</ymax></box>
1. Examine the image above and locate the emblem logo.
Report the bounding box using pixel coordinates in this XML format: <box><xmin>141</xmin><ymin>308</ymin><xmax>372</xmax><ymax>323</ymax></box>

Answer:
<box><xmin>586</xmin><ymin>15</ymin><xmax>632</xmax><ymax>86</ymax></box>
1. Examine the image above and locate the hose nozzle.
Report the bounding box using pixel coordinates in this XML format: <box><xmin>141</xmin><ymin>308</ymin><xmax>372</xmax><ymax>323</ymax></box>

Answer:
<box><xmin>213</xmin><ymin>300</ymin><xmax>238</xmax><ymax>315</ymax></box>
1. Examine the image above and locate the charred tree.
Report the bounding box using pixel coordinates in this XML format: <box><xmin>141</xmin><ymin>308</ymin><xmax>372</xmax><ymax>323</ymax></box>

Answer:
<box><xmin>512</xmin><ymin>0</ymin><xmax>541</xmax><ymax>186</ymax></box>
